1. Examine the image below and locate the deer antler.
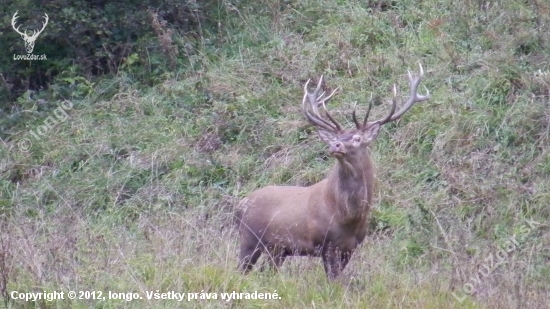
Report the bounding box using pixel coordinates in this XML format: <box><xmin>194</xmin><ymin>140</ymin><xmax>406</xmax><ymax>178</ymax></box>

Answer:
<box><xmin>302</xmin><ymin>75</ymin><xmax>342</xmax><ymax>133</ymax></box>
<box><xmin>303</xmin><ymin>65</ymin><xmax>429</xmax><ymax>132</ymax></box>
<box><xmin>365</xmin><ymin>63</ymin><xmax>430</xmax><ymax>127</ymax></box>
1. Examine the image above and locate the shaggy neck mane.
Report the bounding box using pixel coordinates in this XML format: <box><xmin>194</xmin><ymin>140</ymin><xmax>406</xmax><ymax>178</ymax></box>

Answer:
<box><xmin>325</xmin><ymin>152</ymin><xmax>374</xmax><ymax>222</ymax></box>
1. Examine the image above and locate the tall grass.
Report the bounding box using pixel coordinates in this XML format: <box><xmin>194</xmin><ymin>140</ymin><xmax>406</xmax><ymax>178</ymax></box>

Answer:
<box><xmin>1</xmin><ymin>0</ymin><xmax>549</xmax><ymax>308</ymax></box>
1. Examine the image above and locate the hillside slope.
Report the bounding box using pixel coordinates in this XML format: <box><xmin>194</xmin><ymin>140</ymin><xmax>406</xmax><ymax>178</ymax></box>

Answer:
<box><xmin>1</xmin><ymin>0</ymin><xmax>549</xmax><ymax>308</ymax></box>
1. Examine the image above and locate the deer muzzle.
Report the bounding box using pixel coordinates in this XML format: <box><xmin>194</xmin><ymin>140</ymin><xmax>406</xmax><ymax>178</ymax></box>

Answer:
<box><xmin>329</xmin><ymin>141</ymin><xmax>345</xmax><ymax>156</ymax></box>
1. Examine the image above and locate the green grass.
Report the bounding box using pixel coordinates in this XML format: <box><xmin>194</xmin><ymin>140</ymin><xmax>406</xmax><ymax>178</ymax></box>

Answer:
<box><xmin>1</xmin><ymin>0</ymin><xmax>550</xmax><ymax>308</ymax></box>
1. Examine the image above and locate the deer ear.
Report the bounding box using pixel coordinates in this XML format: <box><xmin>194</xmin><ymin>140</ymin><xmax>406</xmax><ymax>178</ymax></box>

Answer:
<box><xmin>317</xmin><ymin>129</ymin><xmax>337</xmax><ymax>144</ymax></box>
<box><xmin>363</xmin><ymin>122</ymin><xmax>380</xmax><ymax>143</ymax></box>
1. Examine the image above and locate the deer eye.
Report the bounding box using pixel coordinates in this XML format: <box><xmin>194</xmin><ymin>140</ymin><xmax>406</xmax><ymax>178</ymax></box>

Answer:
<box><xmin>353</xmin><ymin>136</ymin><xmax>361</xmax><ymax>142</ymax></box>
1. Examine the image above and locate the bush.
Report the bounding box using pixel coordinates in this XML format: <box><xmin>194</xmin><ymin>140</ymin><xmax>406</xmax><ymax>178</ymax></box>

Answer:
<box><xmin>0</xmin><ymin>0</ymin><xmax>219</xmax><ymax>110</ymax></box>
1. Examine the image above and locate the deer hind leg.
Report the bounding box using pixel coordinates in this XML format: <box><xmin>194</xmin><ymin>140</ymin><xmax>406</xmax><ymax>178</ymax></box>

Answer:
<box><xmin>238</xmin><ymin>241</ymin><xmax>263</xmax><ymax>273</ymax></box>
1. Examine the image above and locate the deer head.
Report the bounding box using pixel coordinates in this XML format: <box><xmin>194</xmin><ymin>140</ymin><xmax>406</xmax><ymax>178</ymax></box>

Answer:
<box><xmin>302</xmin><ymin>64</ymin><xmax>430</xmax><ymax>163</ymax></box>
<box><xmin>12</xmin><ymin>11</ymin><xmax>49</xmax><ymax>54</ymax></box>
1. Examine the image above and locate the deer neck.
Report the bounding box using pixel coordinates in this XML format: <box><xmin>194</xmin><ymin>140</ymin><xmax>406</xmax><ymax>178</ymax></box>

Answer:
<box><xmin>325</xmin><ymin>153</ymin><xmax>374</xmax><ymax>222</ymax></box>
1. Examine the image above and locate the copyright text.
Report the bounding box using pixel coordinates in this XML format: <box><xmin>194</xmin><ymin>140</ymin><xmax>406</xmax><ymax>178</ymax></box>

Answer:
<box><xmin>9</xmin><ymin>290</ymin><xmax>282</xmax><ymax>302</ymax></box>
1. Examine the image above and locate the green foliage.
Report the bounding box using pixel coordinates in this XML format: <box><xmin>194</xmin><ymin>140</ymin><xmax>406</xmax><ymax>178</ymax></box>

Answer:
<box><xmin>0</xmin><ymin>0</ymin><xmax>221</xmax><ymax>112</ymax></box>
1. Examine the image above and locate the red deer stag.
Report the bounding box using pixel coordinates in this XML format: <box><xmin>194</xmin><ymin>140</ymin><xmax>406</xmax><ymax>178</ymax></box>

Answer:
<box><xmin>236</xmin><ymin>64</ymin><xmax>430</xmax><ymax>279</ymax></box>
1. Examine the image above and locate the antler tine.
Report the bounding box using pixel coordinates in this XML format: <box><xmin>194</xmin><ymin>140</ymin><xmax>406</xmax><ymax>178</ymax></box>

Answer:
<box><xmin>367</xmin><ymin>63</ymin><xmax>430</xmax><ymax>127</ymax></box>
<box><xmin>302</xmin><ymin>79</ymin><xmax>339</xmax><ymax>132</ymax></box>
<box><xmin>387</xmin><ymin>63</ymin><xmax>430</xmax><ymax>122</ymax></box>
<box><xmin>361</xmin><ymin>99</ymin><xmax>374</xmax><ymax>128</ymax></box>
<box><xmin>313</xmin><ymin>76</ymin><xmax>340</xmax><ymax>108</ymax></box>
<box><xmin>307</xmin><ymin>78</ymin><xmax>338</xmax><ymax>131</ymax></box>
<box><xmin>302</xmin><ymin>76</ymin><xmax>343</xmax><ymax>132</ymax></box>
<box><xmin>373</xmin><ymin>84</ymin><xmax>398</xmax><ymax>126</ymax></box>
<box><xmin>318</xmin><ymin>87</ymin><xmax>341</xmax><ymax>131</ymax></box>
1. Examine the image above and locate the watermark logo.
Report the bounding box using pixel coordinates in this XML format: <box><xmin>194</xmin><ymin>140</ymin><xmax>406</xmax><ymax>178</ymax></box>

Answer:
<box><xmin>17</xmin><ymin>100</ymin><xmax>73</xmax><ymax>152</ymax></box>
<box><xmin>11</xmin><ymin>11</ymin><xmax>48</xmax><ymax>60</ymax></box>
<box><xmin>452</xmin><ymin>219</ymin><xmax>541</xmax><ymax>303</ymax></box>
